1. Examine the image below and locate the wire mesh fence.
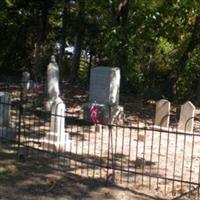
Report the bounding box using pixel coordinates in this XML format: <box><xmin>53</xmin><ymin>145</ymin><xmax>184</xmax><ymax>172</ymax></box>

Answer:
<box><xmin>0</xmin><ymin>81</ymin><xmax>200</xmax><ymax>199</ymax></box>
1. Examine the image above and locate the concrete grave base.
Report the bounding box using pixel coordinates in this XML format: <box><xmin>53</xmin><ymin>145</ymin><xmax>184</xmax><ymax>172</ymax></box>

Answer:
<box><xmin>41</xmin><ymin>131</ymin><xmax>71</xmax><ymax>152</ymax></box>
<box><xmin>83</xmin><ymin>103</ymin><xmax>124</xmax><ymax>124</ymax></box>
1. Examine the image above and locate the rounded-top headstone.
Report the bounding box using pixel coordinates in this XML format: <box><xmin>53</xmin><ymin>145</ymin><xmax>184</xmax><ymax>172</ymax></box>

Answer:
<box><xmin>50</xmin><ymin>97</ymin><xmax>65</xmax><ymax>135</ymax></box>
<box><xmin>154</xmin><ymin>99</ymin><xmax>170</xmax><ymax>128</ymax></box>
<box><xmin>178</xmin><ymin>101</ymin><xmax>195</xmax><ymax>132</ymax></box>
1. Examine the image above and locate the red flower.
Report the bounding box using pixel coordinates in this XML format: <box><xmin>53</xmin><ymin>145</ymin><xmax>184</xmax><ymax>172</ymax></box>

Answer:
<box><xmin>90</xmin><ymin>105</ymin><xmax>99</xmax><ymax>124</ymax></box>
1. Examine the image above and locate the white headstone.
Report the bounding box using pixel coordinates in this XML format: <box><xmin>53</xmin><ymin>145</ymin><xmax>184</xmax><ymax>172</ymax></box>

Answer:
<box><xmin>0</xmin><ymin>92</ymin><xmax>10</xmax><ymax>126</ymax></box>
<box><xmin>178</xmin><ymin>101</ymin><xmax>195</xmax><ymax>133</ymax></box>
<box><xmin>49</xmin><ymin>97</ymin><xmax>68</xmax><ymax>151</ymax></box>
<box><xmin>89</xmin><ymin>67</ymin><xmax>120</xmax><ymax>105</ymax></box>
<box><xmin>22</xmin><ymin>72</ymin><xmax>30</xmax><ymax>89</ymax></box>
<box><xmin>50</xmin><ymin>97</ymin><xmax>65</xmax><ymax>135</ymax></box>
<box><xmin>47</xmin><ymin>55</ymin><xmax>60</xmax><ymax>100</ymax></box>
<box><xmin>22</xmin><ymin>72</ymin><xmax>30</xmax><ymax>96</ymax></box>
<box><xmin>155</xmin><ymin>99</ymin><xmax>170</xmax><ymax>128</ymax></box>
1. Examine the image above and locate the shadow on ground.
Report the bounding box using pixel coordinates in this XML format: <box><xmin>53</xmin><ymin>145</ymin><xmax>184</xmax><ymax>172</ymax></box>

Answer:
<box><xmin>0</xmin><ymin>139</ymin><xmax>160</xmax><ymax>200</ymax></box>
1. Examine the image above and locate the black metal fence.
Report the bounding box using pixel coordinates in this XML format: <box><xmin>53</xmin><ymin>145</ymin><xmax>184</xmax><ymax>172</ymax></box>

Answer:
<box><xmin>0</xmin><ymin>82</ymin><xmax>200</xmax><ymax>199</ymax></box>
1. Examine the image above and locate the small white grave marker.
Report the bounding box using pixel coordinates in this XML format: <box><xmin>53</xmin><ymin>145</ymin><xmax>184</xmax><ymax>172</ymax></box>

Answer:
<box><xmin>22</xmin><ymin>72</ymin><xmax>30</xmax><ymax>95</ymax></box>
<box><xmin>50</xmin><ymin>97</ymin><xmax>65</xmax><ymax>135</ymax></box>
<box><xmin>178</xmin><ymin>101</ymin><xmax>195</xmax><ymax>133</ymax></box>
<box><xmin>155</xmin><ymin>99</ymin><xmax>170</xmax><ymax>128</ymax></box>
<box><xmin>48</xmin><ymin>97</ymin><xmax>69</xmax><ymax>151</ymax></box>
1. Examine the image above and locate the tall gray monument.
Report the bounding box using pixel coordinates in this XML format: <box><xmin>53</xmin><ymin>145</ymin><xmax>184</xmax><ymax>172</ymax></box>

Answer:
<box><xmin>84</xmin><ymin>67</ymin><xmax>123</xmax><ymax>124</ymax></box>
<box><xmin>89</xmin><ymin>67</ymin><xmax>120</xmax><ymax>105</ymax></box>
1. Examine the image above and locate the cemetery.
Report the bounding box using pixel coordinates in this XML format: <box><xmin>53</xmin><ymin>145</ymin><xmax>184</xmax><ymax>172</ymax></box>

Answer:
<box><xmin>0</xmin><ymin>60</ymin><xmax>200</xmax><ymax>200</ymax></box>
<box><xmin>1</xmin><ymin>1</ymin><xmax>200</xmax><ymax>199</ymax></box>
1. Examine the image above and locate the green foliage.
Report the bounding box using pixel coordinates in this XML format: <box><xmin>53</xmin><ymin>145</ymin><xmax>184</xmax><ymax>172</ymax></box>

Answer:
<box><xmin>0</xmin><ymin>0</ymin><xmax>200</xmax><ymax>102</ymax></box>
<box><xmin>177</xmin><ymin>46</ymin><xmax>200</xmax><ymax>102</ymax></box>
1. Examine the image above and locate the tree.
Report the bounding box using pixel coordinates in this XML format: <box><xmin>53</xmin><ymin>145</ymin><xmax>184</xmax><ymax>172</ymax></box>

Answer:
<box><xmin>58</xmin><ymin>0</ymin><xmax>69</xmax><ymax>81</ymax></box>
<box><xmin>32</xmin><ymin>0</ymin><xmax>54</xmax><ymax>81</ymax></box>
<box><xmin>114</xmin><ymin>0</ymin><xmax>130</xmax><ymax>87</ymax></box>
<box><xmin>169</xmin><ymin>14</ymin><xmax>200</xmax><ymax>99</ymax></box>
<box><xmin>70</xmin><ymin>0</ymin><xmax>85</xmax><ymax>85</ymax></box>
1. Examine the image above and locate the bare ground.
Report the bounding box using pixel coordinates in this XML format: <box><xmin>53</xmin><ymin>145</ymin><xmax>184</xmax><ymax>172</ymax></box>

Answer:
<box><xmin>0</xmin><ymin>139</ymin><xmax>158</xmax><ymax>200</ymax></box>
<box><xmin>1</xmin><ymin>84</ymin><xmax>200</xmax><ymax>199</ymax></box>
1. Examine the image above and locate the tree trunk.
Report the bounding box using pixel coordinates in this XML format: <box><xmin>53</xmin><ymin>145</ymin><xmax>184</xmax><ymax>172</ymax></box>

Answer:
<box><xmin>32</xmin><ymin>4</ymin><xmax>49</xmax><ymax>82</ymax></box>
<box><xmin>59</xmin><ymin>2</ymin><xmax>68</xmax><ymax>81</ymax></box>
<box><xmin>169</xmin><ymin>14</ymin><xmax>200</xmax><ymax>99</ymax></box>
<box><xmin>116</xmin><ymin>0</ymin><xmax>129</xmax><ymax>87</ymax></box>
<box><xmin>109</xmin><ymin>0</ymin><xmax>129</xmax><ymax>87</ymax></box>
<box><xmin>70</xmin><ymin>0</ymin><xmax>85</xmax><ymax>85</ymax></box>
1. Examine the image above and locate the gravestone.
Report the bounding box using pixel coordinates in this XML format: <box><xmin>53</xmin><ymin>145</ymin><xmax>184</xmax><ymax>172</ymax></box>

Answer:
<box><xmin>178</xmin><ymin>101</ymin><xmax>195</xmax><ymax>133</ymax></box>
<box><xmin>84</xmin><ymin>67</ymin><xmax>123</xmax><ymax>124</ymax></box>
<box><xmin>155</xmin><ymin>99</ymin><xmax>170</xmax><ymax>128</ymax></box>
<box><xmin>50</xmin><ymin>97</ymin><xmax>65</xmax><ymax>135</ymax></box>
<box><xmin>0</xmin><ymin>92</ymin><xmax>10</xmax><ymax>126</ymax></box>
<box><xmin>22</xmin><ymin>72</ymin><xmax>30</xmax><ymax>96</ymax></box>
<box><xmin>44</xmin><ymin>97</ymin><xmax>69</xmax><ymax>152</ymax></box>
<box><xmin>0</xmin><ymin>92</ymin><xmax>15</xmax><ymax>140</ymax></box>
<box><xmin>46</xmin><ymin>55</ymin><xmax>60</xmax><ymax>111</ymax></box>
<box><xmin>89</xmin><ymin>67</ymin><xmax>120</xmax><ymax>105</ymax></box>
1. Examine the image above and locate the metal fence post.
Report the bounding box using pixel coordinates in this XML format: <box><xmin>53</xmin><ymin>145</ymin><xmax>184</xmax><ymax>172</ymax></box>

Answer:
<box><xmin>17</xmin><ymin>83</ymin><xmax>24</xmax><ymax>155</ymax></box>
